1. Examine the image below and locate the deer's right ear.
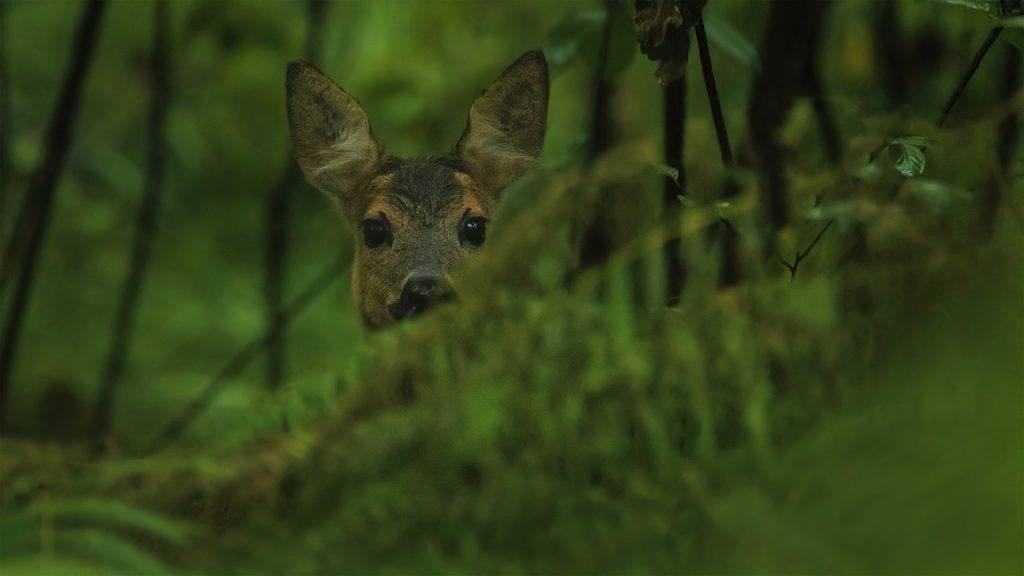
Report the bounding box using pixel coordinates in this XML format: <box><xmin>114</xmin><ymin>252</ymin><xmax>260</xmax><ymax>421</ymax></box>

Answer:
<box><xmin>286</xmin><ymin>62</ymin><xmax>380</xmax><ymax>215</ymax></box>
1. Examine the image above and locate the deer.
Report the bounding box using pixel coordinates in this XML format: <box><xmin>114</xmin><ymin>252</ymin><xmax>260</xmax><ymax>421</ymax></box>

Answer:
<box><xmin>285</xmin><ymin>51</ymin><xmax>549</xmax><ymax>329</ymax></box>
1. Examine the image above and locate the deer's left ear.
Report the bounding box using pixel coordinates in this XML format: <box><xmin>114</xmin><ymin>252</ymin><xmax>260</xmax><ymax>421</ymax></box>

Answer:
<box><xmin>455</xmin><ymin>51</ymin><xmax>549</xmax><ymax>197</ymax></box>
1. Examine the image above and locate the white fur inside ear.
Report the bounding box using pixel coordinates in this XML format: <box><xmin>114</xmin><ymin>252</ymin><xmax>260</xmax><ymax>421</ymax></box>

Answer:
<box><xmin>312</xmin><ymin>113</ymin><xmax>378</xmax><ymax>182</ymax></box>
<box><xmin>461</xmin><ymin>107</ymin><xmax>536</xmax><ymax>182</ymax></box>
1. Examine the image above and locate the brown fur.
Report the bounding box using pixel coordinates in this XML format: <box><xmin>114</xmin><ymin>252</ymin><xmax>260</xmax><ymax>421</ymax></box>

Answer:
<box><xmin>286</xmin><ymin>51</ymin><xmax>549</xmax><ymax>328</ymax></box>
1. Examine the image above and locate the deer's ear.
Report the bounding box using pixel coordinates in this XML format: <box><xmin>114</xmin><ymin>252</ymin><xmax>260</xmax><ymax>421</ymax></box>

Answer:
<box><xmin>286</xmin><ymin>62</ymin><xmax>380</xmax><ymax>215</ymax></box>
<box><xmin>455</xmin><ymin>51</ymin><xmax>549</xmax><ymax>197</ymax></box>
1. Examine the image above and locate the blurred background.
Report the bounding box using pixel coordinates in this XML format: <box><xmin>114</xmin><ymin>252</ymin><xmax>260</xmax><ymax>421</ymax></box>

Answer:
<box><xmin>1</xmin><ymin>1</ymin><xmax>1021</xmax><ymax>573</ymax></box>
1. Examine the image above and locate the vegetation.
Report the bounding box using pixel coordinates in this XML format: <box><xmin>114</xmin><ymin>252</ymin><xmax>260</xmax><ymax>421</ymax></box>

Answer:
<box><xmin>2</xmin><ymin>0</ymin><xmax>1021</xmax><ymax>573</ymax></box>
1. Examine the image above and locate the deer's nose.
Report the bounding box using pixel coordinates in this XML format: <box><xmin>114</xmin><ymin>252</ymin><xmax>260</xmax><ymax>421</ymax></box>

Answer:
<box><xmin>390</xmin><ymin>276</ymin><xmax>455</xmax><ymax>321</ymax></box>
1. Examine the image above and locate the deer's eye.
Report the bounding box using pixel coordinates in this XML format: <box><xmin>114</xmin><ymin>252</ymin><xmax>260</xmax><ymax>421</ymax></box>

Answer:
<box><xmin>362</xmin><ymin>218</ymin><xmax>391</xmax><ymax>249</ymax></box>
<box><xmin>460</xmin><ymin>217</ymin><xmax>487</xmax><ymax>247</ymax></box>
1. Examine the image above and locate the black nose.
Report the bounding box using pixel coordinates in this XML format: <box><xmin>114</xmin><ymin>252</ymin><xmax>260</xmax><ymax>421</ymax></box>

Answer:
<box><xmin>389</xmin><ymin>276</ymin><xmax>455</xmax><ymax>320</ymax></box>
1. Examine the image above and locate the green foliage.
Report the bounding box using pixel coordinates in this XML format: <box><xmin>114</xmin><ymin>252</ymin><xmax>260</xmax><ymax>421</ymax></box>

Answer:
<box><xmin>888</xmin><ymin>136</ymin><xmax>930</xmax><ymax>177</ymax></box>
<box><xmin>934</xmin><ymin>0</ymin><xmax>1003</xmax><ymax>16</ymax></box>
<box><xmin>0</xmin><ymin>498</ymin><xmax>192</xmax><ymax>575</ymax></box>
<box><xmin>2</xmin><ymin>1</ymin><xmax>1021</xmax><ymax>574</ymax></box>
<box><xmin>702</xmin><ymin>12</ymin><xmax>760</xmax><ymax>70</ymax></box>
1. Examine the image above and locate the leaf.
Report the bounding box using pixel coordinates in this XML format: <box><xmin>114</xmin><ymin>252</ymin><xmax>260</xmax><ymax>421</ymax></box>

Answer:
<box><xmin>1000</xmin><ymin>28</ymin><xmax>1024</xmax><ymax>53</ymax></box>
<box><xmin>702</xmin><ymin>13</ymin><xmax>761</xmax><ymax>70</ymax></box>
<box><xmin>55</xmin><ymin>529</ymin><xmax>172</xmax><ymax>575</ymax></box>
<box><xmin>652</xmin><ymin>163</ymin><xmax>681</xmax><ymax>187</ymax></box>
<box><xmin>904</xmin><ymin>179</ymin><xmax>970</xmax><ymax>210</ymax></box>
<box><xmin>891</xmin><ymin>135</ymin><xmax>936</xmax><ymax>148</ymax></box>
<box><xmin>542</xmin><ymin>8</ymin><xmax>605</xmax><ymax>72</ymax></box>
<box><xmin>50</xmin><ymin>499</ymin><xmax>193</xmax><ymax>546</ymax></box>
<box><xmin>888</xmin><ymin>140</ymin><xmax>928</xmax><ymax>178</ymax></box>
<box><xmin>1001</xmin><ymin>16</ymin><xmax>1024</xmax><ymax>28</ymax></box>
<box><xmin>677</xmin><ymin>194</ymin><xmax>698</xmax><ymax>208</ymax></box>
<box><xmin>715</xmin><ymin>200</ymin><xmax>736</xmax><ymax>221</ymax></box>
<box><xmin>934</xmin><ymin>0</ymin><xmax>1000</xmax><ymax>16</ymax></box>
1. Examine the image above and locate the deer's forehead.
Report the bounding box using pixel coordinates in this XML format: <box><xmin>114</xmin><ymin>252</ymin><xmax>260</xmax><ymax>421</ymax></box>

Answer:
<box><xmin>364</xmin><ymin>158</ymin><xmax>487</xmax><ymax>224</ymax></box>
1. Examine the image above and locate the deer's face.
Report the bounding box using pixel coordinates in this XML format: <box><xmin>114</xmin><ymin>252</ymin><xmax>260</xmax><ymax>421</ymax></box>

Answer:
<box><xmin>286</xmin><ymin>52</ymin><xmax>548</xmax><ymax>328</ymax></box>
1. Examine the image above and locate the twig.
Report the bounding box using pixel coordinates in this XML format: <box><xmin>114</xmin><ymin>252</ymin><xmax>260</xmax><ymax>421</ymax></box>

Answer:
<box><xmin>694</xmin><ymin>12</ymin><xmax>733</xmax><ymax>166</ymax></box>
<box><xmin>145</xmin><ymin>256</ymin><xmax>348</xmax><ymax>454</ymax></box>
<box><xmin>937</xmin><ymin>25</ymin><xmax>1004</xmax><ymax>128</ymax></box>
<box><xmin>92</xmin><ymin>0</ymin><xmax>170</xmax><ymax>446</ymax></box>
<box><xmin>789</xmin><ymin>21</ymin><xmax>1007</xmax><ymax>279</ymax></box>
<box><xmin>0</xmin><ymin>0</ymin><xmax>108</xmax><ymax>429</ymax></box>
<box><xmin>781</xmin><ymin>219</ymin><xmax>833</xmax><ymax>280</ymax></box>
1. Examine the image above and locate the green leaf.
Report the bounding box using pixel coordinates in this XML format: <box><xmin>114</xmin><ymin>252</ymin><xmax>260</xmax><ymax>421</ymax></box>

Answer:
<box><xmin>891</xmin><ymin>135</ymin><xmax>936</xmax><ymax>148</ymax></box>
<box><xmin>716</xmin><ymin>200</ymin><xmax>736</xmax><ymax>221</ymax></box>
<box><xmin>1000</xmin><ymin>28</ymin><xmax>1024</xmax><ymax>53</ymax></box>
<box><xmin>542</xmin><ymin>8</ymin><xmax>605</xmax><ymax>73</ymax></box>
<box><xmin>543</xmin><ymin>4</ymin><xmax>635</xmax><ymax>79</ymax></box>
<box><xmin>55</xmin><ymin>529</ymin><xmax>172</xmax><ymax>575</ymax></box>
<box><xmin>904</xmin><ymin>179</ymin><xmax>970</xmax><ymax>209</ymax></box>
<box><xmin>49</xmin><ymin>499</ymin><xmax>193</xmax><ymax>546</ymax></box>
<box><xmin>653</xmin><ymin>163</ymin><xmax>681</xmax><ymax>187</ymax></box>
<box><xmin>934</xmin><ymin>0</ymin><xmax>1000</xmax><ymax>16</ymax></box>
<box><xmin>677</xmin><ymin>194</ymin><xmax>698</xmax><ymax>208</ymax></box>
<box><xmin>999</xmin><ymin>15</ymin><xmax>1024</xmax><ymax>28</ymax></box>
<box><xmin>703</xmin><ymin>13</ymin><xmax>761</xmax><ymax>70</ymax></box>
<box><xmin>888</xmin><ymin>142</ymin><xmax>927</xmax><ymax>178</ymax></box>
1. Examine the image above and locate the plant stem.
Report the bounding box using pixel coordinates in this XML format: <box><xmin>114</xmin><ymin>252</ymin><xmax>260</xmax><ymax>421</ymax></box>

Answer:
<box><xmin>146</xmin><ymin>256</ymin><xmax>348</xmax><ymax>454</ymax></box>
<box><xmin>694</xmin><ymin>12</ymin><xmax>732</xmax><ymax>166</ymax></box>
<box><xmin>0</xmin><ymin>0</ymin><xmax>108</xmax><ymax>429</ymax></box>
<box><xmin>92</xmin><ymin>0</ymin><xmax>170</xmax><ymax>447</ymax></box>
<box><xmin>937</xmin><ymin>25</ymin><xmax>1004</xmax><ymax>128</ymax></box>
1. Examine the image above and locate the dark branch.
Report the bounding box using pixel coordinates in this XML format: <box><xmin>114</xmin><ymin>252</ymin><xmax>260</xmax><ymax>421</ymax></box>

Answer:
<box><xmin>748</xmin><ymin>0</ymin><xmax>831</xmax><ymax>242</ymax></box>
<box><xmin>937</xmin><ymin>25</ymin><xmax>1004</xmax><ymax>128</ymax></box>
<box><xmin>694</xmin><ymin>12</ymin><xmax>732</xmax><ymax>167</ymax></box>
<box><xmin>92</xmin><ymin>0</ymin><xmax>171</xmax><ymax>447</ymax></box>
<box><xmin>146</xmin><ymin>256</ymin><xmax>348</xmax><ymax>454</ymax></box>
<box><xmin>0</xmin><ymin>0</ymin><xmax>108</xmax><ymax>429</ymax></box>
<box><xmin>781</xmin><ymin>219</ymin><xmax>834</xmax><ymax>280</ymax></box>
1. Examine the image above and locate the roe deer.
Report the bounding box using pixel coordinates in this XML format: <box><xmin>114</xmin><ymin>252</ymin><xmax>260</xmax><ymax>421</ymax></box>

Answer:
<box><xmin>286</xmin><ymin>51</ymin><xmax>548</xmax><ymax>328</ymax></box>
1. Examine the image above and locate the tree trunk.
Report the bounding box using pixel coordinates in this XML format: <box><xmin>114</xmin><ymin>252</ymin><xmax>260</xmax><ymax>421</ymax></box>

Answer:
<box><xmin>0</xmin><ymin>0</ymin><xmax>108</xmax><ymax>429</ymax></box>
<box><xmin>748</xmin><ymin>0</ymin><xmax>830</xmax><ymax>247</ymax></box>
<box><xmin>92</xmin><ymin>0</ymin><xmax>170</xmax><ymax>446</ymax></box>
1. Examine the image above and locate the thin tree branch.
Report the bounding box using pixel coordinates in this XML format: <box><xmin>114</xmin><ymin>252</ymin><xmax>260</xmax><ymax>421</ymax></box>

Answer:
<box><xmin>937</xmin><ymin>25</ymin><xmax>1004</xmax><ymax>128</ymax></box>
<box><xmin>788</xmin><ymin>19</ymin><xmax>1005</xmax><ymax>279</ymax></box>
<box><xmin>146</xmin><ymin>256</ymin><xmax>348</xmax><ymax>454</ymax></box>
<box><xmin>92</xmin><ymin>0</ymin><xmax>170</xmax><ymax>446</ymax></box>
<box><xmin>781</xmin><ymin>219</ymin><xmax>833</xmax><ymax>280</ymax></box>
<box><xmin>694</xmin><ymin>9</ymin><xmax>742</xmax><ymax>285</ymax></box>
<box><xmin>0</xmin><ymin>0</ymin><xmax>108</xmax><ymax>429</ymax></box>
<box><xmin>694</xmin><ymin>12</ymin><xmax>732</xmax><ymax>167</ymax></box>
